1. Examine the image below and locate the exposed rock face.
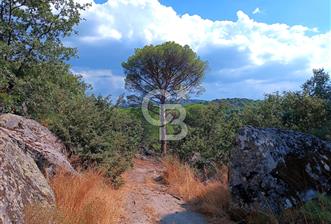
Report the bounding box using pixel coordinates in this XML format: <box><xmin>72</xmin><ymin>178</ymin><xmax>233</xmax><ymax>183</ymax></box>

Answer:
<box><xmin>0</xmin><ymin>113</ymin><xmax>75</xmax><ymax>176</ymax></box>
<box><xmin>229</xmin><ymin>126</ymin><xmax>331</xmax><ymax>215</ymax></box>
<box><xmin>0</xmin><ymin>113</ymin><xmax>76</xmax><ymax>223</ymax></box>
<box><xmin>0</xmin><ymin>131</ymin><xmax>55</xmax><ymax>224</ymax></box>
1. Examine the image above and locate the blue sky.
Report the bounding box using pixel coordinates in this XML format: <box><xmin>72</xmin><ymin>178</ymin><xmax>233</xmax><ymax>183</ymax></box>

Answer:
<box><xmin>69</xmin><ymin>0</ymin><xmax>331</xmax><ymax>100</ymax></box>
<box><xmin>160</xmin><ymin>0</ymin><xmax>331</xmax><ymax>32</ymax></box>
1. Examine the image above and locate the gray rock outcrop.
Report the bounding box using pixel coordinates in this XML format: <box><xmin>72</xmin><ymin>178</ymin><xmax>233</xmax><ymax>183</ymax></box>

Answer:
<box><xmin>0</xmin><ymin>114</ymin><xmax>76</xmax><ymax>223</ymax></box>
<box><xmin>229</xmin><ymin>126</ymin><xmax>331</xmax><ymax>215</ymax></box>
<box><xmin>0</xmin><ymin>113</ymin><xmax>75</xmax><ymax>176</ymax></box>
<box><xmin>0</xmin><ymin>131</ymin><xmax>55</xmax><ymax>224</ymax></box>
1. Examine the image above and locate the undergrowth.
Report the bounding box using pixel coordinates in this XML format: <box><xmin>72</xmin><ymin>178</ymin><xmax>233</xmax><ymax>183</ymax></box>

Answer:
<box><xmin>162</xmin><ymin>156</ymin><xmax>230</xmax><ymax>219</ymax></box>
<box><xmin>25</xmin><ymin>170</ymin><xmax>124</xmax><ymax>224</ymax></box>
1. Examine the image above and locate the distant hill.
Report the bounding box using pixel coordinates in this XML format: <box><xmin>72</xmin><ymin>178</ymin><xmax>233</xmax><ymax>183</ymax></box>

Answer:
<box><xmin>180</xmin><ymin>98</ymin><xmax>260</xmax><ymax>110</ymax></box>
<box><xmin>120</xmin><ymin>97</ymin><xmax>259</xmax><ymax>108</ymax></box>
<box><xmin>178</xmin><ymin>99</ymin><xmax>208</xmax><ymax>105</ymax></box>
<box><xmin>211</xmin><ymin>98</ymin><xmax>260</xmax><ymax>108</ymax></box>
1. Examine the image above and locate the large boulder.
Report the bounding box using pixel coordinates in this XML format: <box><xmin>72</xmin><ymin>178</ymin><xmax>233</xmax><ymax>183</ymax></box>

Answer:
<box><xmin>229</xmin><ymin>126</ymin><xmax>331</xmax><ymax>215</ymax></box>
<box><xmin>0</xmin><ymin>113</ymin><xmax>75</xmax><ymax>176</ymax></box>
<box><xmin>0</xmin><ymin>131</ymin><xmax>55</xmax><ymax>224</ymax></box>
<box><xmin>0</xmin><ymin>114</ymin><xmax>76</xmax><ymax>223</ymax></box>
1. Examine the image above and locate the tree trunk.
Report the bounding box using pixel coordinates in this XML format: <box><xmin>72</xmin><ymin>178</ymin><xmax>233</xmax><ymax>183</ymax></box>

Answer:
<box><xmin>160</xmin><ymin>98</ymin><xmax>167</xmax><ymax>155</ymax></box>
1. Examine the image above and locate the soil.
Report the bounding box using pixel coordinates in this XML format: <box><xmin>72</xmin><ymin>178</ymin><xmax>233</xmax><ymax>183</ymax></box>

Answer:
<box><xmin>120</xmin><ymin>157</ymin><xmax>208</xmax><ymax>224</ymax></box>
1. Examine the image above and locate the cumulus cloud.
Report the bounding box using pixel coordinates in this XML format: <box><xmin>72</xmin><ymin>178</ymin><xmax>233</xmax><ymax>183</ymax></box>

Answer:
<box><xmin>69</xmin><ymin>0</ymin><xmax>331</xmax><ymax>99</ymax></box>
<box><xmin>252</xmin><ymin>8</ymin><xmax>261</xmax><ymax>15</ymax></box>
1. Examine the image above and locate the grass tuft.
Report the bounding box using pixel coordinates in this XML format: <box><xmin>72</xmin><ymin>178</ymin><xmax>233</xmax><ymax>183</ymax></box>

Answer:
<box><xmin>162</xmin><ymin>156</ymin><xmax>230</xmax><ymax>218</ymax></box>
<box><xmin>25</xmin><ymin>169</ymin><xmax>124</xmax><ymax>224</ymax></box>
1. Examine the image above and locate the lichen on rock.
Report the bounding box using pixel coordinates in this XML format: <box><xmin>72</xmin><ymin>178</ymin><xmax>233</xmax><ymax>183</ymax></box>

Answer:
<box><xmin>0</xmin><ymin>113</ymin><xmax>75</xmax><ymax>177</ymax></box>
<box><xmin>229</xmin><ymin>126</ymin><xmax>331</xmax><ymax>215</ymax></box>
<box><xmin>0</xmin><ymin>131</ymin><xmax>55</xmax><ymax>224</ymax></box>
<box><xmin>0</xmin><ymin>113</ymin><xmax>76</xmax><ymax>223</ymax></box>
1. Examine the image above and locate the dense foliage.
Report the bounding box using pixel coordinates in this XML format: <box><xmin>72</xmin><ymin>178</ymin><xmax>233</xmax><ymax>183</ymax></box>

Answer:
<box><xmin>0</xmin><ymin>60</ymin><xmax>143</xmax><ymax>182</ymax></box>
<box><xmin>244</xmin><ymin>69</ymin><xmax>331</xmax><ymax>140</ymax></box>
<box><xmin>1</xmin><ymin>2</ymin><xmax>330</xmax><ymax>222</ymax></box>
<box><xmin>123</xmin><ymin>41</ymin><xmax>206</xmax><ymax>97</ymax></box>
<box><xmin>0</xmin><ymin>0</ymin><xmax>88</xmax><ymax>69</ymax></box>
<box><xmin>0</xmin><ymin>1</ymin><xmax>142</xmax><ymax>183</ymax></box>
<box><xmin>1</xmin><ymin>0</ymin><xmax>330</xmax><ymax>185</ymax></box>
<box><xmin>131</xmin><ymin>101</ymin><xmax>248</xmax><ymax>175</ymax></box>
<box><xmin>163</xmin><ymin>69</ymin><xmax>330</xmax><ymax>171</ymax></box>
<box><xmin>171</xmin><ymin>103</ymin><xmax>242</xmax><ymax>169</ymax></box>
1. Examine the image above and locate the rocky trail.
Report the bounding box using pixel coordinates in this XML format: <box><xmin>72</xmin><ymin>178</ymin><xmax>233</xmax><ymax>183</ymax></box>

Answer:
<box><xmin>120</xmin><ymin>158</ymin><xmax>208</xmax><ymax>224</ymax></box>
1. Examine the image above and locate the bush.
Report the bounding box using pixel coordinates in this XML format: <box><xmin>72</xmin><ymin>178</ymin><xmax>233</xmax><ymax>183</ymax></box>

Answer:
<box><xmin>301</xmin><ymin>194</ymin><xmax>331</xmax><ymax>224</ymax></box>
<box><xmin>243</xmin><ymin>69</ymin><xmax>331</xmax><ymax>140</ymax></box>
<box><xmin>0</xmin><ymin>62</ymin><xmax>143</xmax><ymax>182</ymax></box>
<box><xmin>170</xmin><ymin>103</ymin><xmax>243</xmax><ymax>171</ymax></box>
<box><xmin>243</xmin><ymin>92</ymin><xmax>330</xmax><ymax>140</ymax></box>
<box><xmin>0</xmin><ymin>0</ymin><xmax>144</xmax><ymax>183</ymax></box>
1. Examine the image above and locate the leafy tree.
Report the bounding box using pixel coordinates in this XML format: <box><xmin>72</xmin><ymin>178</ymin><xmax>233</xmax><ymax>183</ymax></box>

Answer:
<box><xmin>243</xmin><ymin>92</ymin><xmax>328</xmax><ymax>135</ymax></box>
<box><xmin>122</xmin><ymin>41</ymin><xmax>206</xmax><ymax>154</ymax></box>
<box><xmin>302</xmin><ymin>69</ymin><xmax>331</xmax><ymax>139</ymax></box>
<box><xmin>243</xmin><ymin>69</ymin><xmax>331</xmax><ymax>140</ymax></box>
<box><xmin>176</xmin><ymin>103</ymin><xmax>242</xmax><ymax>161</ymax></box>
<box><xmin>303</xmin><ymin>69</ymin><xmax>331</xmax><ymax>100</ymax></box>
<box><xmin>0</xmin><ymin>0</ymin><xmax>88</xmax><ymax>72</ymax></box>
<box><xmin>0</xmin><ymin>1</ymin><xmax>144</xmax><ymax>183</ymax></box>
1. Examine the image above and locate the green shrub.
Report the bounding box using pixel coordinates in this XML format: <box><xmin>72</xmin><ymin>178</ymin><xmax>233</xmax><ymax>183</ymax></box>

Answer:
<box><xmin>170</xmin><ymin>103</ymin><xmax>243</xmax><ymax>172</ymax></box>
<box><xmin>0</xmin><ymin>62</ymin><xmax>143</xmax><ymax>182</ymax></box>
<box><xmin>243</xmin><ymin>92</ymin><xmax>330</xmax><ymax>140</ymax></box>
<box><xmin>243</xmin><ymin>69</ymin><xmax>331</xmax><ymax>140</ymax></box>
<box><xmin>0</xmin><ymin>0</ymin><xmax>143</xmax><ymax>183</ymax></box>
<box><xmin>301</xmin><ymin>194</ymin><xmax>331</xmax><ymax>224</ymax></box>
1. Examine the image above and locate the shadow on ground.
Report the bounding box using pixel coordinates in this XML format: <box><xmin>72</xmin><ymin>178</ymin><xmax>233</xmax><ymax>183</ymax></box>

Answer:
<box><xmin>160</xmin><ymin>210</ymin><xmax>207</xmax><ymax>224</ymax></box>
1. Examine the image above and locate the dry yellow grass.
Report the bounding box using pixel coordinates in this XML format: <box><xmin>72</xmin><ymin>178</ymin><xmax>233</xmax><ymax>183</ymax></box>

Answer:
<box><xmin>25</xmin><ymin>170</ymin><xmax>124</xmax><ymax>224</ymax></box>
<box><xmin>162</xmin><ymin>156</ymin><xmax>230</xmax><ymax>218</ymax></box>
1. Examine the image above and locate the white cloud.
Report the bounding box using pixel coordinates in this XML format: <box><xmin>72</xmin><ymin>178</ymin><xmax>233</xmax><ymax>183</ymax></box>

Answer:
<box><xmin>252</xmin><ymin>8</ymin><xmax>261</xmax><ymax>15</ymax></box>
<box><xmin>69</xmin><ymin>0</ymin><xmax>331</xmax><ymax>99</ymax></box>
<box><xmin>75</xmin><ymin>0</ymin><xmax>330</xmax><ymax>70</ymax></box>
<box><xmin>73</xmin><ymin>68</ymin><xmax>125</xmax><ymax>97</ymax></box>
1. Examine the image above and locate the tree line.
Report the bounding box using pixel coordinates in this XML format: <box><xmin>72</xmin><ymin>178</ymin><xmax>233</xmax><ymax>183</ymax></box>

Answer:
<box><xmin>1</xmin><ymin>0</ymin><xmax>330</xmax><ymax>182</ymax></box>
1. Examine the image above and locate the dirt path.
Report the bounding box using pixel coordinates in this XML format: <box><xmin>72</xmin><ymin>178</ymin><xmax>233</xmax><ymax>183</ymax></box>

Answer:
<box><xmin>120</xmin><ymin>158</ymin><xmax>208</xmax><ymax>224</ymax></box>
